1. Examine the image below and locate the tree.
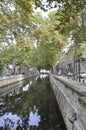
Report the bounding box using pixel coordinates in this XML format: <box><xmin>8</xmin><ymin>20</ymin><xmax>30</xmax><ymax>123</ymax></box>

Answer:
<box><xmin>1</xmin><ymin>0</ymin><xmax>85</xmax><ymax>73</ymax></box>
<box><xmin>35</xmin><ymin>0</ymin><xmax>86</xmax><ymax>42</ymax></box>
<box><xmin>0</xmin><ymin>0</ymin><xmax>34</xmax><ymax>48</ymax></box>
<box><xmin>28</xmin><ymin>13</ymin><xmax>67</xmax><ymax>70</ymax></box>
<box><xmin>0</xmin><ymin>0</ymin><xmax>34</xmax><ymax>70</ymax></box>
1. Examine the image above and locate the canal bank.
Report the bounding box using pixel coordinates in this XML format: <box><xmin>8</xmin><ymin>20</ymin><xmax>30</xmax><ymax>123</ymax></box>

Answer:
<box><xmin>0</xmin><ymin>74</ymin><xmax>39</xmax><ymax>95</ymax></box>
<box><xmin>0</xmin><ymin>74</ymin><xmax>67</xmax><ymax>130</ymax></box>
<box><xmin>0</xmin><ymin>74</ymin><xmax>39</xmax><ymax>88</ymax></box>
<box><xmin>50</xmin><ymin>74</ymin><xmax>86</xmax><ymax>130</ymax></box>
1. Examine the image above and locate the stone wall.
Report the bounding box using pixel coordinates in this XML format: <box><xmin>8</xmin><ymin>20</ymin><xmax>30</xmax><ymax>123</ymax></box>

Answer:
<box><xmin>50</xmin><ymin>74</ymin><xmax>86</xmax><ymax>130</ymax></box>
<box><xmin>0</xmin><ymin>74</ymin><xmax>39</xmax><ymax>95</ymax></box>
<box><xmin>0</xmin><ymin>74</ymin><xmax>39</xmax><ymax>88</ymax></box>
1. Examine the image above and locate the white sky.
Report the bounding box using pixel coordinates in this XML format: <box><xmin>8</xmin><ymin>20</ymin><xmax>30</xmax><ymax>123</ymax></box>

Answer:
<box><xmin>34</xmin><ymin>7</ymin><xmax>58</xmax><ymax>19</ymax></box>
<box><xmin>33</xmin><ymin>0</ymin><xmax>58</xmax><ymax>17</ymax></box>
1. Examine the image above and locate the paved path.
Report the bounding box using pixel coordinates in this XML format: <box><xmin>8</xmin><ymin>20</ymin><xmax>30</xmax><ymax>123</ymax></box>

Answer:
<box><xmin>53</xmin><ymin>74</ymin><xmax>86</xmax><ymax>95</ymax></box>
<box><xmin>62</xmin><ymin>75</ymin><xmax>86</xmax><ymax>84</ymax></box>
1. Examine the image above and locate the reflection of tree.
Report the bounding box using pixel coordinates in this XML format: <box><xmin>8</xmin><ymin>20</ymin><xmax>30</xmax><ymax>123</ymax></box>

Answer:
<box><xmin>0</xmin><ymin>77</ymin><xmax>66</xmax><ymax>130</ymax></box>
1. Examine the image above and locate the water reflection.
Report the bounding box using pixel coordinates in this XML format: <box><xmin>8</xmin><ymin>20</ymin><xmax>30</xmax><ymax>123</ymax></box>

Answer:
<box><xmin>29</xmin><ymin>106</ymin><xmax>40</xmax><ymax>127</ymax></box>
<box><xmin>0</xmin><ymin>75</ymin><xmax>66</xmax><ymax>130</ymax></box>
<box><xmin>0</xmin><ymin>112</ymin><xmax>22</xmax><ymax>129</ymax></box>
<box><xmin>0</xmin><ymin>106</ymin><xmax>40</xmax><ymax>130</ymax></box>
<box><xmin>23</xmin><ymin>84</ymin><xmax>30</xmax><ymax>92</ymax></box>
<box><xmin>40</xmin><ymin>74</ymin><xmax>48</xmax><ymax>79</ymax></box>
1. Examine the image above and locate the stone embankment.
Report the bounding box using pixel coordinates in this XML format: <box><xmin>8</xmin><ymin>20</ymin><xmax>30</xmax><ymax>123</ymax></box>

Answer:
<box><xmin>50</xmin><ymin>74</ymin><xmax>86</xmax><ymax>130</ymax></box>
<box><xmin>0</xmin><ymin>75</ymin><xmax>30</xmax><ymax>87</ymax></box>
<box><xmin>0</xmin><ymin>74</ymin><xmax>38</xmax><ymax>95</ymax></box>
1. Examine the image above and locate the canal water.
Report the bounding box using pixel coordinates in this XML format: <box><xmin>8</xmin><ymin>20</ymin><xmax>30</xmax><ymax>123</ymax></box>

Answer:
<box><xmin>0</xmin><ymin>74</ymin><xmax>67</xmax><ymax>130</ymax></box>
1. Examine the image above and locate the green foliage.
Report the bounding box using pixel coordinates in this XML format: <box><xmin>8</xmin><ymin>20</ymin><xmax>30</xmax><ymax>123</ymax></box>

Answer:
<box><xmin>0</xmin><ymin>0</ymin><xmax>34</xmax><ymax>68</ymax></box>
<box><xmin>10</xmin><ymin>43</ymin><xmax>31</xmax><ymax>67</ymax></box>
<box><xmin>0</xmin><ymin>0</ymin><xmax>85</xmax><ymax>71</ymax></box>
<box><xmin>0</xmin><ymin>0</ymin><xmax>34</xmax><ymax>44</ymax></box>
<box><xmin>35</xmin><ymin>0</ymin><xmax>86</xmax><ymax>15</ymax></box>
<box><xmin>0</xmin><ymin>42</ymin><xmax>31</xmax><ymax>68</ymax></box>
<box><xmin>15</xmin><ymin>0</ymin><xmax>34</xmax><ymax>13</ymax></box>
<box><xmin>35</xmin><ymin>0</ymin><xmax>86</xmax><ymax>42</ymax></box>
<box><xmin>29</xmin><ymin>13</ymin><xmax>67</xmax><ymax>69</ymax></box>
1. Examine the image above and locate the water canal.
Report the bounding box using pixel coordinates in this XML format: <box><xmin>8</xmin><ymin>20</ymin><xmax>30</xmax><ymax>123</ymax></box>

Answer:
<box><xmin>0</xmin><ymin>74</ymin><xmax>67</xmax><ymax>130</ymax></box>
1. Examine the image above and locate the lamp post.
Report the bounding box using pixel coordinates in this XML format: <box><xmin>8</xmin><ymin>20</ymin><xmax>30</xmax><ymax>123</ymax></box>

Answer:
<box><xmin>77</xmin><ymin>53</ymin><xmax>82</xmax><ymax>82</ymax></box>
<box><xmin>75</xmin><ymin>60</ymin><xmax>77</xmax><ymax>80</ymax></box>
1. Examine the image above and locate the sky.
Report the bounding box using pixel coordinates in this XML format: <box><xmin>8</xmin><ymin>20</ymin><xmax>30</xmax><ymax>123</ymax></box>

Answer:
<box><xmin>33</xmin><ymin>0</ymin><xmax>58</xmax><ymax>17</ymax></box>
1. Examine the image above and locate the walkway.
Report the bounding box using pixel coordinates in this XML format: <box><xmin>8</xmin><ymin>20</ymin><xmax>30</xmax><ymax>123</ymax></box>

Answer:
<box><xmin>60</xmin><ymin>75</ymin><xmax>86</xmax><ymax>84</ymax></box>
<box><xmin>53</xmin><ymin>75</ymin><xmax>86</xmax><ymax>94</ymax></box>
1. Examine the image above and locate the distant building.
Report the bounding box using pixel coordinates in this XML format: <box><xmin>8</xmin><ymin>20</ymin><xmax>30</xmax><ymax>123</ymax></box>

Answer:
<box><xmin>55</xmin><ymin>51</ymin><xmax>86</xmax><ymax>75</ymax></box>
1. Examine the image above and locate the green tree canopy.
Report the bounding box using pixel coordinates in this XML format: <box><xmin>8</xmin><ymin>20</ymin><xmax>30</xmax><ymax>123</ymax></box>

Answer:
<box><xmin>28</xmin><ymin>13</ymin><xmax>67</xmax><ymax>69</ymax></box>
